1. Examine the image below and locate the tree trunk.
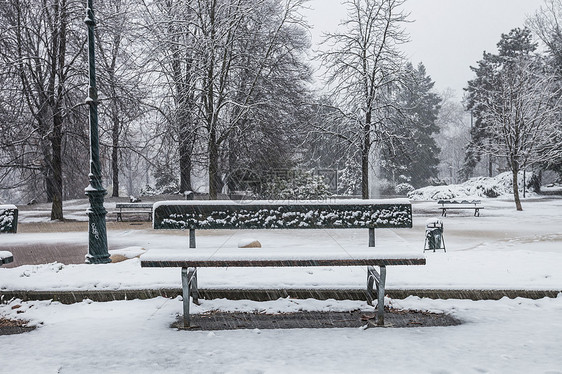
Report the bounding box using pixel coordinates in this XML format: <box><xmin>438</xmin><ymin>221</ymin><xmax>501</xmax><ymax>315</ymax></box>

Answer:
<box><xmin>208</xmin><ymin>131</ymin><xmax>219</xmax><ymax>200</ymax></box>
<box><xmin>361</xmin><ymin>113</ymin><xmax>371</xmax><ymax>199</ymax></box>
<box><xmin>44</xmin><ymin>153</ymin><xmax>54</xmax><ymax>203</ymax></box>
<box><xmin>512</xmin><ymin>168</ymin><xmax>523</xmax><ymax>211</ymax></box>
<box><xmin>179</xmin><ymin>125</ymin><xmax>193</xmax><ymax>193</ymax></box>
<box><xmin>50</xmin><ymin>113</ymin><xmax>64</xmax><ymax>220</ymax></box>
<box><xmin>361</xmin><ymin>144</ymin><xmax>369</xmax><ymax>199</ymax></box>
<box><xmin>179</xmin><ymin>147</ymin><xmax>193</xmax><ymax>193</ymax></box>
<box><xmin>111</xmin><ymin>110</ymin><xmax>120</xmax><ymax>197</ymax></box>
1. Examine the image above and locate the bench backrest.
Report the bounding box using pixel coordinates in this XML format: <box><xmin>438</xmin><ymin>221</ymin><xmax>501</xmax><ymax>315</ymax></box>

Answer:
<box><xmin>116</xmin><ymin>203</ymin><xmax>154</xmax><ymax>209</ymax></box>
<box><xmin>153</xmin><ymin>199</ymin><xmax>412</xmax><ymax>230</ymax></box>
<box><xmin>438</xmin><ymin>199</ymin><xmax>481</xmax><ymax>205</ymax></box>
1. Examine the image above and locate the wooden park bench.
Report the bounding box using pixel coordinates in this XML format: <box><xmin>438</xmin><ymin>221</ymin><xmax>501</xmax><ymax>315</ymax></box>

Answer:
<box><xmin>140</xmin><ymin>199</ymin><xmax>425</xmax><ymax>328</ymax></box>
<box><xmin>438</xmin><ymin>199</ymin><xmax>483</xmax><ymax>217</ymax></box>
<box><xmin>114</xmin><ymin>203</ymin><xmax>153</xmax><ymax>222</ymax></box>
<box><xmin>0</xmin><ymin>251</ymin><xmax>14</xmax><ymax>266</ymax></box>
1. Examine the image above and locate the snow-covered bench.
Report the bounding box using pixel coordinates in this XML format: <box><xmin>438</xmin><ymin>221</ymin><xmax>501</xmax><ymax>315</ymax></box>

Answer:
<box><xmin>438</xmin><ymin>200</ymin><xmax>483</xmax><ymax>217</ymax></box>
<box><xmin>0</xmin><ymin>251</ymin><xmax>14</xmax><ymax>266</ymax></box>
<box><xmin>140</xmin><ymin>199</ymin><xmax>425</xmax><ymax>328</ymax></box>
<box><xmin>0</xmin><ymin>205</ymin><xmax>18</xmax><ymax>233</ymax></box>
<box><xmin>114</xmin><ymin>203</ymin><xmax>153</xmax><ymax>222</ymax></box>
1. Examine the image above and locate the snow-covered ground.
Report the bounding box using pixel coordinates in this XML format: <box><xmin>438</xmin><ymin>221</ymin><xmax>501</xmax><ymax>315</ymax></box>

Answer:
<box><xmin>1</xmin><ymin>195</ymin><xmax>562</xmax><ymax>372</ymax></box>
<box><xmin>2</xmin><ymin>197</ymin><xmax>562</xmax><ymax>291</ymax></box>
<box><xmin>1</xmin><ymin>296</ymin><xmax>561</xmax><ymax>373</ymax></box>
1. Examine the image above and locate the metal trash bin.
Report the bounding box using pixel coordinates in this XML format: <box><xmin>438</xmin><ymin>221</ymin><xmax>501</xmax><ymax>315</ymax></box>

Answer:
<box><xmin>424</xmin><ymin>218</ymin><xmax>445</xmax><ymax>252</ymax></box>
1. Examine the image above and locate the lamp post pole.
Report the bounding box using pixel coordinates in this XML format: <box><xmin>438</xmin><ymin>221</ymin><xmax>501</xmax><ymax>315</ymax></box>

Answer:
<box><xmin>84</xmin><ymin>0</ymin><xmax>110</xmax><ymax>264</ymax></box>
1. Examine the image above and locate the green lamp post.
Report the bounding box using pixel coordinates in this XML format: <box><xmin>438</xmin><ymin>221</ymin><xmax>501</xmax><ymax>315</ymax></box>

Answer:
<box><xmin>84</xmin><ymin>0</ymin><xmax>110</xmax><ymax>264</ymax></box>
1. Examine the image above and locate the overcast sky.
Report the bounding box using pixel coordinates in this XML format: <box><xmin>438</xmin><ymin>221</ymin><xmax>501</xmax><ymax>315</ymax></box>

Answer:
<box><xmin>305</xmin><ymin>0</ymin><xmax>545</xmax><ymax>98</ymax></box>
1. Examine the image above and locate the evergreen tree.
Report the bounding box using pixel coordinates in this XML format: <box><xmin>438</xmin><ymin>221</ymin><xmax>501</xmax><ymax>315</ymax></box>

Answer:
<box><xmin>464</xmin><ymin>28</ymin><xmax>538</xmax><ymax>179</ymax></box>
<box><xmin>381</xmin><ymin>62</ymin><xmax>442</xmax><ymax>189</ymax></box>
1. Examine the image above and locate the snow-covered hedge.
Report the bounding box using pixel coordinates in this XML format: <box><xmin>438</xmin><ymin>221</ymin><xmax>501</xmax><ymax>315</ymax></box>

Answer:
<box><xmin>408</xmin><ymin>171</ymin><xmax>535</xmax><ymax>201</ymax></box>
<box><xmin>155</xmin><ymin>202</ymin><xmax>412</xmax><ymax>229</ymax></box>
<box><xmin>0</xmin><ymin>205</ymin><xmax>18</xmax><ymax>233</ymax></box>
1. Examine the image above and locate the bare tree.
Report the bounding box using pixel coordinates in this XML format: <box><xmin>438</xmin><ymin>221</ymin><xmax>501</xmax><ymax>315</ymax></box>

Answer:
<box><xmin>191</xmin><ymin>0</ymin><xmax>310</xmax><ymax>199</ymax></box>
<box><xmin>529</xmin><ymin>0</ymin><xmax>562</xmax><ymax>176</ymax></box>
<box><xmin>317</xmin><ymin>0</ymin><xmax>409</xmax><ymax>198</ymax></box>
<box><xmin>95</xmin><ymin>0</ymin><xmax>147</xmax><ymax>197</ymax></box>
<box><xmin>0</xmin><ymin>0</ymin><xmax>85</xmax><ymax>219</ymax></box>
<box><xmin>435</xmin><ymin>89</ymin><xmax>471</xmax><ymax>184</ymax></box>
<box><xmin>141</xmin><ymin>0</ymin><xmax>202</xmax><ymax>194</ymax></box>
<box><xmin>467</xmin><ymin>29</ymin><xmax>561</xmax><ymax>210</ymax></box>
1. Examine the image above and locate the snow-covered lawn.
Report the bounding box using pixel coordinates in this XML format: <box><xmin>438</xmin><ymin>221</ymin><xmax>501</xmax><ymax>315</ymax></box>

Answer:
<box><xmin>2</xmin><ymin>197</ymin><xmax>562</xmax><ymax>291</ymax></box>
<box><xmin>1</xmin><ymin>196</ymin><xmax>562</xmax><ymax>372</ymax></box>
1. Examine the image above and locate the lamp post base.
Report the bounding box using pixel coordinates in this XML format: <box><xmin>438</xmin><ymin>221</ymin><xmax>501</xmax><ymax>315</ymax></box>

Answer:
<box><xmin>85</xmin><ymin>185</ymin><xmax>111</xmax><ymax>264</ymax></box>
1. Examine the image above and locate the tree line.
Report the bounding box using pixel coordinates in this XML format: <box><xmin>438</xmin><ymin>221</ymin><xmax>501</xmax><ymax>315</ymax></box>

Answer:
<box><xmin>1</xmin><ymin>0</ymin><xmax>561</xmax><ymax>218</ymax></box>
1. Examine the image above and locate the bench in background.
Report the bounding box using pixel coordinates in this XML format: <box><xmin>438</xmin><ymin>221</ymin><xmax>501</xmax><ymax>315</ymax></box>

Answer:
<box><xmin>438</xmin><ymin>199</ymin><xmax>483</xmax><ymax>217</ymax></box>
<box><xmin>141</xmin><ymin>199</ymin><xmax>425</xmax><ymax>327</ymax></box>
<box><xmin>114</xmin><ymin>203</ymin><xmax>153</xmax><ymax>222</ymax></box>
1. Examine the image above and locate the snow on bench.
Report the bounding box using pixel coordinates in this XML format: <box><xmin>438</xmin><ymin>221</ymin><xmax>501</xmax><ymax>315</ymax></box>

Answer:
<box><xmin>141</xmin><ymin>199</ymin><xmax>425</xmax><ymax>327</ymax></box>
<box><xmin>438</xmin><ymin>200</ymin><xmax>484</xmax><ymax>217</ymax></box>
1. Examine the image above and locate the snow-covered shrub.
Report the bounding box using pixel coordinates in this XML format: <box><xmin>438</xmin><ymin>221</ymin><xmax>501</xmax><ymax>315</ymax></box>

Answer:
<box><xmin>478</xmin><ymin>185</ymin><xmax>500</xmax><ymax>198</ymax></box>
<box><xmin>139</xmin><ymin>182</ymin><xmax>178</xmax><ymax>196</ymax></box>
<box><xmin>338</xmin><ymin>166</ymin><xmax>361</xmax><ymax>195</ymax></box>
<box><xmin>147</xmin><ymin>167</ymin><xmax>179</xmax><ymax>195</ymax></box>
<box><xmin>139</xmin><ymin>185</ymin><xmax>156</xmax><ymax>196</ymax></box>
<box><xmin>260</xmin><ymin>170</ymin><xmax>331</xmax><ymax>200</ymax></box>
<box><xmin>395</xmin><ymin>183</ymin><xmax>415</xmax><ymax>195</ymax></box>
<box><xmin>407</xmin><ymin>171</ymin><xmax>536</xmax><ymax>200</ymax></box>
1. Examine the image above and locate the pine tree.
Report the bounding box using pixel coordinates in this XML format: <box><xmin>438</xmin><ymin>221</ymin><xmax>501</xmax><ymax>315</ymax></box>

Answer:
<box><xmin>381</xmin><ymin>62</ymin><xmax>442</xmax><ymax>189</ymax></box>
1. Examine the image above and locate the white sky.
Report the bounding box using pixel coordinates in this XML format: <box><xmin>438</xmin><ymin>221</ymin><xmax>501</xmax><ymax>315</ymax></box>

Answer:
<box><xmin>304</xmin><ymin>0</ymin><xmax>545</xmax><ymax>98</ymax></box>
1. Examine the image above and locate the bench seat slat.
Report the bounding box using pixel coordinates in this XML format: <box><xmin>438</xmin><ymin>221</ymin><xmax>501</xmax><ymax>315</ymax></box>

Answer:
<box><xmin>141</xmin><ymin>257</ymin><xmax>425</xmax><ymax>268</ymax></box>
<box><xmin>140</xmin><ymin>249</ymin><xmax>425</xmax><ymax>268</ymax></box>
<box><xmin>116</xmin><ymin>210</ymin><xmax>153</xmax><ymax>214</ymax></box>
<box><xmin>439</xmin><ymin>206</ymin><xmax>484</xmax><ymax>210</ymax></box>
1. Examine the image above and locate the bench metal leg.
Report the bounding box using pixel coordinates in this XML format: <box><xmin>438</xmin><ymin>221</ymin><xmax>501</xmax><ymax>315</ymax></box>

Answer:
<box><xmin>366</xmin><ymin>266</ymin><xmax>380</xmax><ymax>306</ymax></box>
<box><xmin>189</xmin><ymin>267</ymin><xmax>199</xmax><ymax>304</ymax></box>
<box><xmin>369</xmin><ymin>228</ymin><xmax>375</xmax><ymax>247</ymax></box>
<box><xmin>181</xmin><ymin>267</ymin><xmax>198</xmax><ymax>328</ymax></box>
<box><xmin>377</xmin><ymin>266</ymin><xmax>387</xmax><ymax>326</ymax></box>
